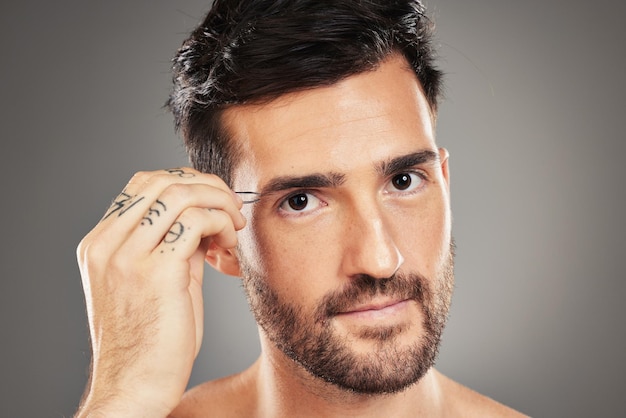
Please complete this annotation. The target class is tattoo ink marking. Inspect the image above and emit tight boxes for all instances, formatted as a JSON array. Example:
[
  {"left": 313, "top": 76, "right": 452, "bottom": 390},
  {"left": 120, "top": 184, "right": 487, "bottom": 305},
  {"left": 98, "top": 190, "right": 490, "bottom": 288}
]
[
  {"left": 166, "top": 168, "right": 195, "bottom": 178},
  {"left": 164, "top": 222, "right": 184, "bottom": 244},
  {"left": 104, "top": 192, "right": 145, "bottom": 220},
  {"left": 141, "top": 200, "right": 167, "bottom": 226}
]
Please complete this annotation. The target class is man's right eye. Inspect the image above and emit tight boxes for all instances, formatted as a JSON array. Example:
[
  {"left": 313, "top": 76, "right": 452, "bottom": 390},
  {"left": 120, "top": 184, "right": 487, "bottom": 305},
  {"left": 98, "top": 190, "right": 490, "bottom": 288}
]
[{"left": 279, "top": 192, "right": 322, "bottom": 213}]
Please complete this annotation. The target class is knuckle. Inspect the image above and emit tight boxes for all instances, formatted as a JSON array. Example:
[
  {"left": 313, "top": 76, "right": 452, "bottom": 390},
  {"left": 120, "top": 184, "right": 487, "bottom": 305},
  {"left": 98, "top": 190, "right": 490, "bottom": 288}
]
[
  {"left": 107, "top": 247, "right": 141, "bottom": 279},
  {"left": 206, "top": 207, "right": 229, "bottom": 225},
  {"left": 182, "top": 206, "right": 204, "bottom": 222},
  {"left": 128, "top": 170, "right": 151, "bottom": 185},
  {"left": 147, "top": 172, "right": 174, "bottom": 187},
  {"left": 163, "top": 183, "right": 192, "bottom": 203},
  {"left": 107, "top": 251, "right": 127, "bottom": 273},
  {"left": 76, "top": 237, "right": 89, "bottom": 262},
  {"left": 77, "top": 234, "right": 106, "bottom": 265},
  {"left": 178, "top": 207, "right": 216, "bottom": 233}
]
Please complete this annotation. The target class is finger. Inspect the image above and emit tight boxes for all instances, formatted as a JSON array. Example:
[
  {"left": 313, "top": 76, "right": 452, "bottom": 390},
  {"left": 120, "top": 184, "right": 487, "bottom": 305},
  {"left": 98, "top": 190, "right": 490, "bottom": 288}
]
[
  {"left": 123, "top": 183, "right": 245, "bottom": 253},
  {"left": 122, "top": 168, "right": 230, "bottom": 196},
  {"left": 94, "top": 171, "right": 243, "bottom": 252},
  {"left": 154, "top": 207, "right": 238, "bottom": 257},
  {"left": 100, "top": 168, "right": 239, "bottom": 226}
]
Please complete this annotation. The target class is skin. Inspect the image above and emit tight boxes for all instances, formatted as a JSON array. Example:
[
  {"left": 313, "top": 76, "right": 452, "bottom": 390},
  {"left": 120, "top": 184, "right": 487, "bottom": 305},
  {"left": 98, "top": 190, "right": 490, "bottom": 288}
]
[
  {"left": 226, "top": 53, "right": 453, "bottom": 402},
  {"left": 76, "top": 55, "right": 526, "bottom": 417}
]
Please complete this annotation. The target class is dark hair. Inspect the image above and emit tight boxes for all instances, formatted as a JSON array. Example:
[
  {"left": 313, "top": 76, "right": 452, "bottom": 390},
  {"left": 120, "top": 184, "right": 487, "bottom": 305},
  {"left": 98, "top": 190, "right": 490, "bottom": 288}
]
[{"left": 167, "top": 0, "right": 442, "bottom": 185}]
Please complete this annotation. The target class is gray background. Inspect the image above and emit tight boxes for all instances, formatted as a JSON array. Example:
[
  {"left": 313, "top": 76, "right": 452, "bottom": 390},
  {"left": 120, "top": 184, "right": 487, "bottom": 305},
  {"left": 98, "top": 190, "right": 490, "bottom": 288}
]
[{"left": 1, "top": 1, "right": 624, "bottom": 417}]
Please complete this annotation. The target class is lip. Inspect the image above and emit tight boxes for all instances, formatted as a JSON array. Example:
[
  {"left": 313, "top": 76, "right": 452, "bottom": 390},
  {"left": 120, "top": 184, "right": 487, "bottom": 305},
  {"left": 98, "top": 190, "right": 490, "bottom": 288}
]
[{"left": 335, "top": 298, "right": 411, "bottom": 320}]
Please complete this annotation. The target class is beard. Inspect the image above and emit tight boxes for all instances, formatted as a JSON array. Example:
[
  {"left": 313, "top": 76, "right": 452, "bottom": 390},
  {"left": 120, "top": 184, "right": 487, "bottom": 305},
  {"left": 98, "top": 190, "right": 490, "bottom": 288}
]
[{"left": 239, "top": 243, "right": 455, "bottom": 395}]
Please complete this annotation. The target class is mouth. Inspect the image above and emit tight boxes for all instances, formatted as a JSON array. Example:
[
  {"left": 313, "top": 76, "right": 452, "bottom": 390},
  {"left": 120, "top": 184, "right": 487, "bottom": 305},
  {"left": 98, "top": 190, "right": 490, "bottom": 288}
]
[{"left": 335, "top": 298, "right": 412, "bottom": 321}]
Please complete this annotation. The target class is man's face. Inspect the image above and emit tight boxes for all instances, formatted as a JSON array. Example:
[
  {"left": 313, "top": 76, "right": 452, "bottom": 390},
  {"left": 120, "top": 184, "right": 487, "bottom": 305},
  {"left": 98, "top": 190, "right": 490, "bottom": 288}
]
[{"left": 224, "top": 54, "right": 453, "bottom": 394}]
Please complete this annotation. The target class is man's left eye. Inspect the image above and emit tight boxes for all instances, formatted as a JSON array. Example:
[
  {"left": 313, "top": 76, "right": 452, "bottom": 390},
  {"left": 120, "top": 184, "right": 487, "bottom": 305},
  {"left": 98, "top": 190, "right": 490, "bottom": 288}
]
[{"left": 386, "top": 172, "right": 424, "bottom": 193}]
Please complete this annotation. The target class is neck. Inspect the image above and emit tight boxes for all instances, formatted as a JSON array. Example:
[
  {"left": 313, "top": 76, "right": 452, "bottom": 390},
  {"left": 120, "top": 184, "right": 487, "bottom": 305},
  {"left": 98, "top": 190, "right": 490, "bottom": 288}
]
[{"left": 253, "top": 334, "right": 444, "bottom": 418}]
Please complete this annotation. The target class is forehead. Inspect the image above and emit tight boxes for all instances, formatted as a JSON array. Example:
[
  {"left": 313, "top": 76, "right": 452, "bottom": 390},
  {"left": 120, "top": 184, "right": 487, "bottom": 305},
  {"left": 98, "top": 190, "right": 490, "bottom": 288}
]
[{"left": 223, "top": 54, "right": 436, "bottom": 188}]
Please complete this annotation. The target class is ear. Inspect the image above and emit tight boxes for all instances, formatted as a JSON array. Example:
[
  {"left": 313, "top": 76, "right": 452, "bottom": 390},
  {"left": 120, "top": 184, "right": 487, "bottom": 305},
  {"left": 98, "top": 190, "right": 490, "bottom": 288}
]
[
  {"left": 438, "top": 147, "right": 450, "bottom": 192},
  {"left": 205, "top": 242, "right": 241, "bottom": 277}
]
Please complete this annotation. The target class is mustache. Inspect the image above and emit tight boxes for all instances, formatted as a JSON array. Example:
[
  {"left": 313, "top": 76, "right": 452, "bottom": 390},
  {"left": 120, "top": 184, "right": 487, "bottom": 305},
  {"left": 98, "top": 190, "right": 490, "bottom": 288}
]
[{"left": 315, "top": 272, "right": 428, "bottom": 320}]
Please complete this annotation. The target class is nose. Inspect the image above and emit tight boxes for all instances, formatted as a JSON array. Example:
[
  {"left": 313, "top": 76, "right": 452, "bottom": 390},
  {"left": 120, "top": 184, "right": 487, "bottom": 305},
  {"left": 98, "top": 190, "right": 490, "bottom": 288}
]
[{"left": 340, "top": 203, "right": 404, "bottom": 280}]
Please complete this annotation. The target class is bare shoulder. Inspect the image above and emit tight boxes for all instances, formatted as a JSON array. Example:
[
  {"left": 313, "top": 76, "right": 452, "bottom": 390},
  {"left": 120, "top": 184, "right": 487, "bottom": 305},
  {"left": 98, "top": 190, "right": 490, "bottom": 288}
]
[
  {"left": 435, "top": 370, "right": 529, "bottom": 417},
  {"left": 168, "top": 368, "right": 257, "bottom": 418}
]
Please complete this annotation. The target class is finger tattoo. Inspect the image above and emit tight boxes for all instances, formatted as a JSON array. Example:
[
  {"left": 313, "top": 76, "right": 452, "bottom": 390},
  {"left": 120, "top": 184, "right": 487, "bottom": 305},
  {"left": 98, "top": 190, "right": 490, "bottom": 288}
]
[
  {"left": 141, "top": 200, "right": 167, "bottom": 226},
  {"left": 104, "top": 192, "right": 145, "bottom": 220},
  {"left": 165, "top": 168, "right": 195, "bottom": 178},
  {"left": 164, "top": 221, "right": 185, "bottom": 244}
]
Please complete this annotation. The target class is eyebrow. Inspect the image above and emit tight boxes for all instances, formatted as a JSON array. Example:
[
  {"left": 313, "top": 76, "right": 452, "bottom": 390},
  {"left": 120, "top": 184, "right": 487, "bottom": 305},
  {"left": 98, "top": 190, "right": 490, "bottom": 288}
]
[
  {"left": 378, "top": 150, "right": 440, "bottom": 177},
  {"left": 259, "top": 172, "right": 346, "bottom": 196},
  {"left": 256, "top": 149, "right": 439, "bottom": 197}
]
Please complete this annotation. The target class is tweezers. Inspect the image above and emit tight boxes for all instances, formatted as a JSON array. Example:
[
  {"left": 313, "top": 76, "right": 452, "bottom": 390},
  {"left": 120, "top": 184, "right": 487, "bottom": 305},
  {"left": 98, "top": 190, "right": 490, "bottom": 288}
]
[{"left": 235, "top": 191, "right": 261, "bottom": 204}]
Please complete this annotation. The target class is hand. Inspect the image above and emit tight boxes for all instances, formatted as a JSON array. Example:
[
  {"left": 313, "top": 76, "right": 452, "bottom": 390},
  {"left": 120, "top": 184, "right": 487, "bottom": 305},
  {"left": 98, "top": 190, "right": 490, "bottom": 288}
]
[{"left": 75, "top": 168, "right": 246, "bottom": 417}]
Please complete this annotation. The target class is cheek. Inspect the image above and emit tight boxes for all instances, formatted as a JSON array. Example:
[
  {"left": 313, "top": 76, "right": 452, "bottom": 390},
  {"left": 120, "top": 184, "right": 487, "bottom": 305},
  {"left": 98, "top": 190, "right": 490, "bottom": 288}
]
[
  {"left": 390, "top": 195, "right": 451, "bottom": 271},
  {"left": 242, "top": 214, "right": 341, "bottom": 300}
]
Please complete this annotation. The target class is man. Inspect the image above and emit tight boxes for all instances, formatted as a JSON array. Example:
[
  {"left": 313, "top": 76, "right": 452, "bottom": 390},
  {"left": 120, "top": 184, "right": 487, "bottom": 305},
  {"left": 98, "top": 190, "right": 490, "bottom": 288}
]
[{"left": 76, "top": 0, "right": 526, "bottom": 416}]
